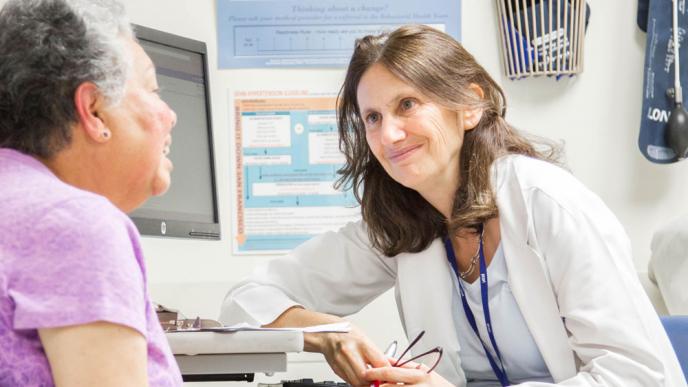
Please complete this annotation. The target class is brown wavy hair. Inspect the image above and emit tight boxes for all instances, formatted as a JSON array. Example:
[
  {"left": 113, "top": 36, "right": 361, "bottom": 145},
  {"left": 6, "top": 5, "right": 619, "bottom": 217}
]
[{"left": 336, "top": 25, "right": 561, "bottom": 257}]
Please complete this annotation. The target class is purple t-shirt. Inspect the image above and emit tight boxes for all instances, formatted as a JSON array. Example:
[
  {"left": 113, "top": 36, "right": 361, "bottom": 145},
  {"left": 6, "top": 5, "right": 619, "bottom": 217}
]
[{"left": 0, "top": 148, "right": 182, "bottom": 386}]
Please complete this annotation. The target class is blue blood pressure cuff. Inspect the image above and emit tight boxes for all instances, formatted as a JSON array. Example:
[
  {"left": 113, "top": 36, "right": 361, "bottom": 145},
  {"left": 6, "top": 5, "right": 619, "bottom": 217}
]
[{"left": 638, "top": 0, "right": 688, "bottom": 163}]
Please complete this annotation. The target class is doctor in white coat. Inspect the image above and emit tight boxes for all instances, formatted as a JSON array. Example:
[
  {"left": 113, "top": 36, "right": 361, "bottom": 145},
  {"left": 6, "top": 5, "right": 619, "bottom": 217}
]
[{"left": 221, "top": 25, "right": 686, "bottom": 387}]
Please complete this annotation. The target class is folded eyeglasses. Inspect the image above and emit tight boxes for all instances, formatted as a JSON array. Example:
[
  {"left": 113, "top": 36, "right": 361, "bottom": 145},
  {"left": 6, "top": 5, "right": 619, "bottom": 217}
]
[{"left": 385, "top": 330, "right": 443, "bottom": 373}]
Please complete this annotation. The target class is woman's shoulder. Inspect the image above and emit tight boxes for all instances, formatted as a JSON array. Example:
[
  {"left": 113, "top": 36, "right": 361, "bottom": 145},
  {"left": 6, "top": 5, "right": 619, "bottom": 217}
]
[
  {"left": 34, "top": 191, "right": 133, "bottom": 243},
  {"left": 492, "top": 154, "right": 581, "bottom": 194},
  {"left": 1, "top": 150, "right": 129, "bottom": 231},
  {"left": 493, "top": 154, "right": 621, "bottom": 233},
  {"left": 493, "top": 153, "right": 567, "bottom": 178},
  {"left": 492, "top": 154, "right": 606, "bottom": 213},
  {"left": 1, "top": 157, "right": 137, "bottom": 259}
]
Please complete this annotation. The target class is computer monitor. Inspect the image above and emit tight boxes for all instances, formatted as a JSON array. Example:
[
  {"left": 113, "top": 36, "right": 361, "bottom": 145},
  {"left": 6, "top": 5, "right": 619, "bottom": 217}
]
[{"left": 129, "top": 25, "right": 221, "bottom": 240}]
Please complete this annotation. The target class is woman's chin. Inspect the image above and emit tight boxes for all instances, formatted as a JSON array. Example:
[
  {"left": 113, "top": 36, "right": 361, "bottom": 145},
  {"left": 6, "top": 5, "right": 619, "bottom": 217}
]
[
  {"left": 152, "top": 179, "right": 171, "bottom": 196},
  {"left": 151, "top": 158, "right": 173, "bottom": 196}
]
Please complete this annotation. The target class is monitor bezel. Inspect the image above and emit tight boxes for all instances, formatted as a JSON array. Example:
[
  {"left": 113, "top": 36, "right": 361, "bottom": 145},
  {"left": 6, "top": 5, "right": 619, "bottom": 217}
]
[{"left": 130, "top": 24, "right": 221, "bottom": 240}]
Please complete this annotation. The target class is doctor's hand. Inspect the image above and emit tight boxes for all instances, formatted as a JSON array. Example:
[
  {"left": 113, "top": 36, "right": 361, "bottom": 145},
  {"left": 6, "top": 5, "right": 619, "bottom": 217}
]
[
  {"left": 306, "top": 326, "right": 390, "bottom": 387},
  {"left": 363, "top": 359, "right": 453, "bottom": 387}
]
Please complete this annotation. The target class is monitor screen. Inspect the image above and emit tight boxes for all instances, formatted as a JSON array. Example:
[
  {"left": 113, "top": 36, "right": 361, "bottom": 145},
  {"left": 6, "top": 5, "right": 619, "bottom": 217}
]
[{"left": 129, "top": 25, "right": 220, "bottom": 240}]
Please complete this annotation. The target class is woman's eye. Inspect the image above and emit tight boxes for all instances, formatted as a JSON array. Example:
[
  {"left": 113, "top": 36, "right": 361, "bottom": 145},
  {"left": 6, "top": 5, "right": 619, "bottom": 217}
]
[
  {"left": 400, "top": 98, "right": 416, "bottom": 111},
  {"left": 365, "top": 112, "right": 380, "bottom": 126}
]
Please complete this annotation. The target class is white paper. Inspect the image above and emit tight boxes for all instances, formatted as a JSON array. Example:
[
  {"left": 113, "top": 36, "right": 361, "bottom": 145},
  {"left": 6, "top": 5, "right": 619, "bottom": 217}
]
[{"left": 174, "top": 321, "right": 351, "bottom": 333}]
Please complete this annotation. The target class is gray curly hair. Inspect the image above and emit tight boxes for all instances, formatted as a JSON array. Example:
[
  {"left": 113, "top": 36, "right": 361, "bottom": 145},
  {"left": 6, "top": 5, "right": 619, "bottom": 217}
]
[{"left": 0, "top": 0, "right": 133, "bottom": 158}]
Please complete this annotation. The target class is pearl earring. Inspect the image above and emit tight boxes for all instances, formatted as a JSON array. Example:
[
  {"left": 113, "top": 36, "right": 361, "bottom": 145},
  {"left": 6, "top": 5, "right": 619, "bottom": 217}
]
[{"left": 102, "top": 129, "right": 111, "bottom": 139}]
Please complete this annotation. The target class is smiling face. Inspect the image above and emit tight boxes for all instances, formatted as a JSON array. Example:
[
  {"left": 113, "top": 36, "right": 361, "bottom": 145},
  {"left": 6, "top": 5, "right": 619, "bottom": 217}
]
[
  {"left": 357, "top": 63, "right": 466, "bottom": 197},
  {"left": 98, "top": 38, "right": 177, "bottom": 211}
]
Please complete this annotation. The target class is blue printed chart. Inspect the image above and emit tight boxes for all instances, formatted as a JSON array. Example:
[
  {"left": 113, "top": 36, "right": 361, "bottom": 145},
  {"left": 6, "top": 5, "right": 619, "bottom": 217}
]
[
  {"left": 233, "top": 92, "right": 361, "bottom": 253},
  {"left": 217, "top": 0, "right": 461, "bottom": 68}
]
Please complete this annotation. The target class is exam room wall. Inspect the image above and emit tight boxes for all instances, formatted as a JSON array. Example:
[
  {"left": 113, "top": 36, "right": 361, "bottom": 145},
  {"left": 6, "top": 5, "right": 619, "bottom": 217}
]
[{"left": 1, "top": 0, "right": 683, "bottom": 380}]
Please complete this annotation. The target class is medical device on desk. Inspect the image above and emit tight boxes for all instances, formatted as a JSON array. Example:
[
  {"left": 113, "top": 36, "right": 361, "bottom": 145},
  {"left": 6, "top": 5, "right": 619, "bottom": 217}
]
[{"left": 163, "top": 313, "right": 305, "bottom": 384}]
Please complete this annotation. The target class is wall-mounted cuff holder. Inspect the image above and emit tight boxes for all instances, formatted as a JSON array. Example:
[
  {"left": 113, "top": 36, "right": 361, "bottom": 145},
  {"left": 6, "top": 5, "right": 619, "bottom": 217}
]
[{"left": 496, "top": 0, "right": 590, "bottom": 80}]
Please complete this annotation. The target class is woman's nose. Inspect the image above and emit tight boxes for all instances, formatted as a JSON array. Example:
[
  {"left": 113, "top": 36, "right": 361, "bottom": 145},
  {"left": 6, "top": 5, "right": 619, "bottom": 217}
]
[{"left": 380, "top": 116, "right": 406, "bottom": 145}]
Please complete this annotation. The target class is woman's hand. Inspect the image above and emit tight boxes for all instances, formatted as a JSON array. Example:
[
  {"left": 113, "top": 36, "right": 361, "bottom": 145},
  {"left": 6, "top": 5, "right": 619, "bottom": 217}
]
[
  {"left": 265, "top": 306, "right": 390, "bottom": 386},
  {"left": 363, "top": 359, "right": 453, "bottom": 387},
  {"left": 306, "top": 326, "right": 390, "bottom": 387}
]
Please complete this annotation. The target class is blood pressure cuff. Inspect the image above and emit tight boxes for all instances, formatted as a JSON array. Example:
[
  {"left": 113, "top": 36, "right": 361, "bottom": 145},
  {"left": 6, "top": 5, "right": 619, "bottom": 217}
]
[{"left": 638, "top": 0, "right": 688, "bottom": 163}]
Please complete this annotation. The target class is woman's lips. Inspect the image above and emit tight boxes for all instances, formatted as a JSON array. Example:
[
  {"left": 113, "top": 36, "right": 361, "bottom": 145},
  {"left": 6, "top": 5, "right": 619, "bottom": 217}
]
[
  {"left": 386, "top": 144, "right": 422, "bottom": 162},
  {"left": 163, "top": 137, "right": 172, "bottom": 156}
]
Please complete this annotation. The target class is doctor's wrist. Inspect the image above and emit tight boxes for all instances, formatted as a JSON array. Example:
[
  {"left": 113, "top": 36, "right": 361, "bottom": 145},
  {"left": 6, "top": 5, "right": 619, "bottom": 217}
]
[
  {"left": 303, "top": 331, "right": 352, "bottom": 353},
  {"left": 304, "top": 331, "right": 330, "bottom": 353}
]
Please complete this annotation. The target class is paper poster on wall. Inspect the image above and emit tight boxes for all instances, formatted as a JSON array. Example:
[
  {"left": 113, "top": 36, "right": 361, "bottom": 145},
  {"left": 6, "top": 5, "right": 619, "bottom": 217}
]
[
  {"left": 216, "top": 0, "right": 461, "bottom": 68},
  {"left": 232, "top": 90, "right": 361, "bottom": 254}
]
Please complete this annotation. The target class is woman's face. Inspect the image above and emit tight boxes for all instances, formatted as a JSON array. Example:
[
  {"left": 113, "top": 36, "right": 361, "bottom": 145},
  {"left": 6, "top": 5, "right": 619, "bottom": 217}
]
[
  {"left": 98, "top": 38, "right": 176, "bottom": 212},
  {"left": 357, "top": 63, "right": 466, "bottom": 194}
]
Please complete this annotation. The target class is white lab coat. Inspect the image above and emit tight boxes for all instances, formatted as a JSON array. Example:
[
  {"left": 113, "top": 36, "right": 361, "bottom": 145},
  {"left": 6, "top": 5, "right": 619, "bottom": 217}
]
[{"left": 221, "top": 155, "right": 686, "bottom": 387}]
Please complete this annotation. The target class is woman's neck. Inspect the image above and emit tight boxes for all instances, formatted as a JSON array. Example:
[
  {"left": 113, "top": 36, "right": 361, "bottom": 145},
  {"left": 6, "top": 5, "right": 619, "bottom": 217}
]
[
  {"left": 451, "top": 217, "right": 501, "bottom": 284},
  {"left": 417, "top": 174, "right": 460, "bottom": 219}
]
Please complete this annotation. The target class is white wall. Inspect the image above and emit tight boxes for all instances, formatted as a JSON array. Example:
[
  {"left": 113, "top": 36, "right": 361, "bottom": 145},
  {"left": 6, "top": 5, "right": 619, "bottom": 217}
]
[{"left": 3, "top": 0, "right": 686, "bottom": 384}]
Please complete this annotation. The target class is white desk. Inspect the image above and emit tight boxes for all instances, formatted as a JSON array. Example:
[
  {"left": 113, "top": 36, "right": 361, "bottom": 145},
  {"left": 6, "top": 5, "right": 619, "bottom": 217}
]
[{"left": 166, "top": 330, "right": 303, "bottom": 382}]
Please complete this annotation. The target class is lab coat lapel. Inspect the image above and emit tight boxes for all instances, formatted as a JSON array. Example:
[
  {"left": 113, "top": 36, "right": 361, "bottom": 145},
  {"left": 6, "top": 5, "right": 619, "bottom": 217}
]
[
  {"left": 502, "top": 236, "right": 577, "bottom": 381},
  {"left": 495, "top": 160, "right": 577, "bottom": 382},
  {"left": 395, "top": 239, "right": 466, "bottom": 386}
]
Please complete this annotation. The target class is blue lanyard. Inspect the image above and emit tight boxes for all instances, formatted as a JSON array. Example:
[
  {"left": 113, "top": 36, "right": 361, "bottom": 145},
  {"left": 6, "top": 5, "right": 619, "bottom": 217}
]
[{"left": 444, "top": 230, "right": 511, "bottom": 387}]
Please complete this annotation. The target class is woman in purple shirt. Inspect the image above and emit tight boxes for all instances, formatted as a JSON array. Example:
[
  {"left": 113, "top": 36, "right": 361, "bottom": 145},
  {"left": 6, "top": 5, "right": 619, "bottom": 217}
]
[{"left": 0, "top": 0, "right": 182, "bottom": 385}]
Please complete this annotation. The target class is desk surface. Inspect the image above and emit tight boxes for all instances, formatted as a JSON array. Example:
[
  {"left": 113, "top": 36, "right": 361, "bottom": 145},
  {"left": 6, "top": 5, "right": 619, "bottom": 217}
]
[
  {"left": 167, "top": 330, "right": 304, "bottom": 355},
  {"left": 166, "top": 330, "right": 304, "bottom": 379}
]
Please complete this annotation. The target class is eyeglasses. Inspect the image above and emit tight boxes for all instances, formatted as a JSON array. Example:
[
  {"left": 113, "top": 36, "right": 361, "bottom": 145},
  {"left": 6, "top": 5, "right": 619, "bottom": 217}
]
[{"left": 386, "top": 330, "right": 443, "bottom": 373}]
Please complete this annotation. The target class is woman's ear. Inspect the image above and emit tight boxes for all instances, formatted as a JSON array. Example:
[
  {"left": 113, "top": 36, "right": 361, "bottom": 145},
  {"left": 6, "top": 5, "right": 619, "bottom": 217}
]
[
  {"left": 462, "top": 83, "right": 485, "bottom": 131},
  {"left": 73, "top": 82, "right": 110, "bottom": 143}
]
